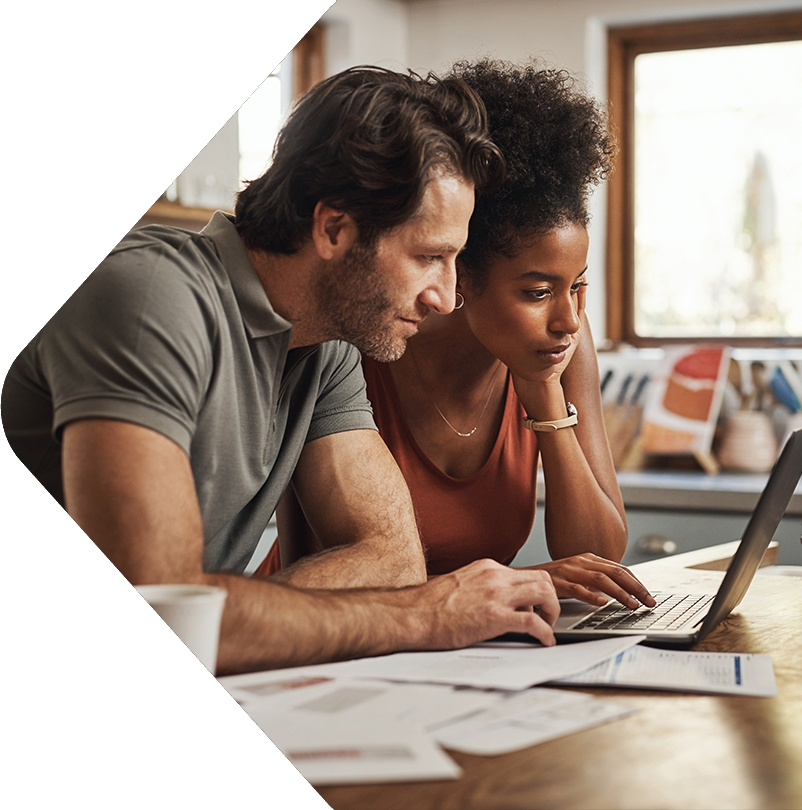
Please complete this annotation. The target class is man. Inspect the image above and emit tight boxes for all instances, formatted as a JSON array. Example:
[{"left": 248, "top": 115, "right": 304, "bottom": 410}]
[{"left": 2, "top": 67, "right": 559, "bottom": 675}]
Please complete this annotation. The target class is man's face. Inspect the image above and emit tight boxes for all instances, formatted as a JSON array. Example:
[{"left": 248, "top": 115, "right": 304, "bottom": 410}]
[{"left": 314, "top": 173, "right": 475, "bottom": 362}]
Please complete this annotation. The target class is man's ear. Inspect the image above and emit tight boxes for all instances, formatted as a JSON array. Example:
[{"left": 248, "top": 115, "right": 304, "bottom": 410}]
[{"left": 311, "top": 201, "right": 359, "bottom": 260}]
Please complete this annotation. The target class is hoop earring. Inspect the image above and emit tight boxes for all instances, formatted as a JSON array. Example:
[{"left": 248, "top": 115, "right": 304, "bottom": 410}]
[{"left": 454, "top": 292, "right": 465, "bottom": 310}]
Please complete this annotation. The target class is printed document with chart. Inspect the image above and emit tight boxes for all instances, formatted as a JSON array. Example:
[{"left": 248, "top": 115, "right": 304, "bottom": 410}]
[{"left": 552, "top": 646, "right": 776, "bottom": 696}]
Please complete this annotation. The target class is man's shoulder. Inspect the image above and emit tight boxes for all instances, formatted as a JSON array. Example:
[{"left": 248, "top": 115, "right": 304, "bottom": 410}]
[
  {"left": 94, "top": 222, "right": 226, "bottom": 303},
  {"left": 111, "top": 223, "right": 213, "bottom": 266}
]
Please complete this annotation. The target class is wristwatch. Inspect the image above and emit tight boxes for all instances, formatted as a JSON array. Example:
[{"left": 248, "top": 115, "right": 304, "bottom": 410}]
[{"left": 523, "top": 402, "right": 578, "bottom": 432}]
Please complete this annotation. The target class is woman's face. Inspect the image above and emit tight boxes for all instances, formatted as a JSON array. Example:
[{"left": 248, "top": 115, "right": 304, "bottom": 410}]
[{"left": 459, "top": 222, "right": 589, "bottom": 379}]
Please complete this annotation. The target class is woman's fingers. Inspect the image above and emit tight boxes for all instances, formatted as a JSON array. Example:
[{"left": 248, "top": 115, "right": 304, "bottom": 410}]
[{"left": 534, "top": 555, "right": 656, "bottom": 609}]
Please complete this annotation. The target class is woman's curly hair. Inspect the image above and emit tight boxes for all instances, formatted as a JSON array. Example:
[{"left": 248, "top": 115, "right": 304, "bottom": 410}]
[{"left": 451, "top": 59, "right": 617, "bottom": 289}]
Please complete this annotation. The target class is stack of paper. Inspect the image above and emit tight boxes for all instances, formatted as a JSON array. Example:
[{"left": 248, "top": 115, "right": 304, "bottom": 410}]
[
  {"left": 218, "top": 637, "right": 776, "bottom": 785},
  {"left": 219, "top": 636, "right": 642, "bottom": 784}
]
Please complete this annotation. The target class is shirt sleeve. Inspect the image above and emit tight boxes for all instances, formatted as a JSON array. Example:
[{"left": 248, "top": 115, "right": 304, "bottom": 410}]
[
  {"left": 305, "top": 341, "right": 377, "bottom": 443},
  {"left": 40, "top": 237, "right": 216, "bottom": 454}
]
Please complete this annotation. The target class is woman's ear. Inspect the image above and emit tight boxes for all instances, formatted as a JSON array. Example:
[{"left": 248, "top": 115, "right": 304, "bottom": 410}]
[
  {"left": 456, "top": 259, "right": 466, "bottom": 294},
  {"left": 311, "top": 201, "right": 359, "bottom": 260},
  {"left": 456, "top": 262, "right": 476, "bottom": 304}
]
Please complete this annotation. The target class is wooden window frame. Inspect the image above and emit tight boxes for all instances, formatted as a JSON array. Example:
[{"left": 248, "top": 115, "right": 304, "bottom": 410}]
[
  {"left": 293, "top": 23, "right": 326, "bottom": 99},
  {"left": 606, "top": 9, "right": 802, "bottom": 347}
]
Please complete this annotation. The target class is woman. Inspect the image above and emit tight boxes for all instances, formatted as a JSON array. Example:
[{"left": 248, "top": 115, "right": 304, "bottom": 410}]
[{"left": 261, "top": 59, "right": 653, "bottom": 610}]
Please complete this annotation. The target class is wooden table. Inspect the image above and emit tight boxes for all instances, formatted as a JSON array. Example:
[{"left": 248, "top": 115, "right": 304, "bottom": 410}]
[{"left": 317, "top": 544, "right": 802, "bottom": 810}]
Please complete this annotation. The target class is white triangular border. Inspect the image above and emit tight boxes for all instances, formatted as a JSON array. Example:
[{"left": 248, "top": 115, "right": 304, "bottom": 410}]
[{"left": 2, "top": 2, "right": 333, "bottom": 807}]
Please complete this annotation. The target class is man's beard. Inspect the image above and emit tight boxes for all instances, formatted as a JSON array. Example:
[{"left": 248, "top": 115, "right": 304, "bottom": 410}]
[{"left": 313, "top": 239, "right": 411, "bottom": 362}]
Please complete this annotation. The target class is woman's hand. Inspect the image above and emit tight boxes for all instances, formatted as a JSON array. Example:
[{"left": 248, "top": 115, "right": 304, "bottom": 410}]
[
  {"left": 507, "top": 295, "right": 583, "bottom": 420},
  {"left": 527, "top": 554, "right": 656, "bottom": 609},
  {"left": 509, "top": 318, "right": 582, "bottom": 392}
]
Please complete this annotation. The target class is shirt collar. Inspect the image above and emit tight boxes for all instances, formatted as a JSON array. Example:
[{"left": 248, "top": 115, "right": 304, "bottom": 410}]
[{"left": 201, "top": 211, "right": 293, "bottom": 339}]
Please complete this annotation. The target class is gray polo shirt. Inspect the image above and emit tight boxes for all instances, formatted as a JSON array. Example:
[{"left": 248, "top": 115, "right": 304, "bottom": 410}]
[{"left": 2, "top": 212, "right": 376, "bottom": 572}]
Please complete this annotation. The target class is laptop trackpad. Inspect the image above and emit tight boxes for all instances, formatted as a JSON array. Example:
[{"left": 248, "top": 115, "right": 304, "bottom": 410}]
[{"left": 554, "top": 598, "right": 605, "bottom": 631}]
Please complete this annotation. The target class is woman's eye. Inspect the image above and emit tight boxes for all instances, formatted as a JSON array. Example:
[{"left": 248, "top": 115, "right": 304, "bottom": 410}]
[
  {"left": 571, "top": 280, "right": 589, "bottom": 294},
  {"left": 525, "top": 288, "right": 552, "bottom": 300}
]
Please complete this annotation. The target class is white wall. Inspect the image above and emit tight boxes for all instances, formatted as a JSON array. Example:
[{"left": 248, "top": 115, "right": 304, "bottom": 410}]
[
  {"left": 322, "top": 0, "right": 409, "bottom": 73},
  {"left": 176, "top": 114, "right": 240, "bottom": 210}
]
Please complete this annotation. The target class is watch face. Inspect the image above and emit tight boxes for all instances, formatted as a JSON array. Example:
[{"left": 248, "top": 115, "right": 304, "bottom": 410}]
[{"left": 566, "top": 402, "right": 577, "bottom": 417}]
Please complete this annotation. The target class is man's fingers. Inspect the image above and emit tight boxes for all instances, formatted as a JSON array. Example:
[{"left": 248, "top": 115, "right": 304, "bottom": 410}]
[
  {"left": 512, "top": 572, "right": 560, "bottom": 626},
  {"left": 507, "top": 611, "right": 557, "bottom": 647}
]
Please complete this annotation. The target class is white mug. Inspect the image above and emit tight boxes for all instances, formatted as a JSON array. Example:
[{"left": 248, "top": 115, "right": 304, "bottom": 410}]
[{"left": 136, "top": 584, "right": 227, "bottom": 674}]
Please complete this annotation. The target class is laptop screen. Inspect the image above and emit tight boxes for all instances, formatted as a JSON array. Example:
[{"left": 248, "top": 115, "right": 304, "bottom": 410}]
[{"left": 697, "top": 427, "right": 802, "bottom": 641}]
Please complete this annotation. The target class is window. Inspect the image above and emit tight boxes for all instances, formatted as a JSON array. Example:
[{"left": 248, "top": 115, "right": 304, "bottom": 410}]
[
  {"left": 142, "top": 25, "right": 326, "bottom": 229},
  {"left": 606, "top": 11, "right": 802, "bottom": 346},
  {"left": 237, "top": 67, "right": 284, "bottom": 187},
  {"left": 239, "top": 24, "right": 326, "bottom": 188}
]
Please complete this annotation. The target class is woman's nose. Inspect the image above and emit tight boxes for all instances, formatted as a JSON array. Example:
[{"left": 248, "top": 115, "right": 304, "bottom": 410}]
[{"left": 550, "top": 294, "right": 581, "bottom": 335}]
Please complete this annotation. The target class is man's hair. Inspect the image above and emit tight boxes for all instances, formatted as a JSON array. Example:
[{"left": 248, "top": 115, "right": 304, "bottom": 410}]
[
  {"left": 451, "top": 59, "right": 617, "bottom": 289},
  {"left": 235, "top": 66, "right": 505, "bottom": 254}
]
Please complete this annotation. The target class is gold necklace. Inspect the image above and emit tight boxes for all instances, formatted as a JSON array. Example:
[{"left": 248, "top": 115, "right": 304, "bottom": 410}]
[{"left": 410, "top": 349, "right": 502, "bottom": 438}]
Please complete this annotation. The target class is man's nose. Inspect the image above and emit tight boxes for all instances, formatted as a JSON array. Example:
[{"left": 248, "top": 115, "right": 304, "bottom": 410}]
[{"left": 419, "top": 259, "right": 458, "bottom": 314}]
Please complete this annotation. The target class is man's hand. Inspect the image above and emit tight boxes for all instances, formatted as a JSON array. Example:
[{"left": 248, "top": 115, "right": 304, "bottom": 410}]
[
  {"left": 62, "top": 421, "right": 559, "bottom": 672},
  {"left": 408, "top": 559, "right": 560, "bottom": 648},
  {"left": 528, "top": 554, "right": 656, "bottom": 610}
]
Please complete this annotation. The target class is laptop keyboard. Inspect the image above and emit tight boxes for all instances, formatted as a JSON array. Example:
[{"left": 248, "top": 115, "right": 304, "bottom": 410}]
[{"left": 574, "top": 593, "right": 715, "bottom": 631}]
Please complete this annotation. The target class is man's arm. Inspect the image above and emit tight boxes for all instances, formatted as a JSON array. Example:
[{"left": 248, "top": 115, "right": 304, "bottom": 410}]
[
  {"left": 274, "top": 429, "right": 427, "bottom": 588},
  {"left": 63, "top": 419, "right": 559, "bottom": 675}
]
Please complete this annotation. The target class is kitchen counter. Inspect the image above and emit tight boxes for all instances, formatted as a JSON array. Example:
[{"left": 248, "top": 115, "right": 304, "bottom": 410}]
[
  {"left": 536, "top": 468, "right": 802, "bottom": 514},
  {"left": 525, "top": 467, "right": 802, "bottom": 568},
  {"left": 615, "top": 469, "right": 802, "bottom": 514}
]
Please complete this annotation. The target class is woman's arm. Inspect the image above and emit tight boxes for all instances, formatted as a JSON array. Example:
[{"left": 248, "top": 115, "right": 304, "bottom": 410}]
[
  {"left": 512, "top": 316, "right": 627, "bottom": 562},
  {"left": 541, "top": 317, "right": 627, "bottom": 560},
  {"left": 513, "top": 319, "right": 654, "bottom": 608}
]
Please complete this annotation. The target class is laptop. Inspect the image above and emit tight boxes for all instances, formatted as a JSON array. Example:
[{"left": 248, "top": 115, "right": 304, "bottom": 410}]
[{"left": 551, "top": 425, "right": 802, "bottom": 649}]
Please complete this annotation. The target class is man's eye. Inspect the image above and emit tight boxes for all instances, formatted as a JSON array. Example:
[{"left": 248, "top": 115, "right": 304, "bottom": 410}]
[{"left": 424, "top": 255, "right": 444, "bottom": 263}]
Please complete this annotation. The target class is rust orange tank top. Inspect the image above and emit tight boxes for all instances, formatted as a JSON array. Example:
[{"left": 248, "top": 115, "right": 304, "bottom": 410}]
[{"left": 363, "top": 356, "right": 540, "bottom": 575}]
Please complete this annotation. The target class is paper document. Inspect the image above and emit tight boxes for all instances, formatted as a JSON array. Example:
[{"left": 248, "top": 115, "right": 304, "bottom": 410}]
[
  {"left": 220, "top": 666, "right": 640, "bottom": 782},
  {"left": 254, "top": 716, "right": 461, "bottom": 785},
  {"left": 222, "top": 675, "right": 464, "bottom": 784},
  {"left": 254, "top": 635, "right": 645, "bottom": 691},
  {"left": 552, "top": 646, "right": 777, "bottom": 697},
  {"left": 222, "top": 671, "right": 501, "bottom": 728},
  {"left": 431, "top": 687, "right": 637, "bottom": 756}
]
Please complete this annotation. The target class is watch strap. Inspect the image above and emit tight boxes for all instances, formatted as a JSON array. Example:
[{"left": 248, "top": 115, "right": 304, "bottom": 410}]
[{"left": 523, "top": 402, "right": 578, "bottom": 432}]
